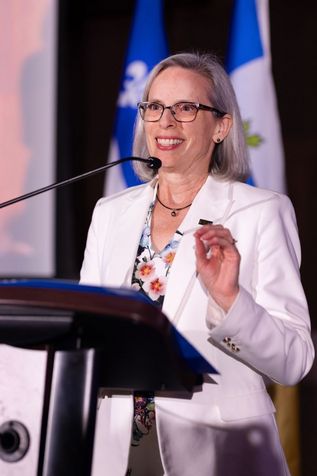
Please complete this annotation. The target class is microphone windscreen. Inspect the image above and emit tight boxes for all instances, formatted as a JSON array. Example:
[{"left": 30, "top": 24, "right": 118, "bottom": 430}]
[{"left": 147, "top": 157, "right": 162, "bottom": 170}]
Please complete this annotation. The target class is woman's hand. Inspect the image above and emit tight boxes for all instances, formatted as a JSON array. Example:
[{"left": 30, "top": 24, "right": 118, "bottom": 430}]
[{"left": 194, "top": 224, "right": 240, "bottom": 312}]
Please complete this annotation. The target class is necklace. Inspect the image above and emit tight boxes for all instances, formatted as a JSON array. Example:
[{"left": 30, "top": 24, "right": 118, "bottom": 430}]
[{"left": 156, "top": 193, "right": 192, "bottom": 217}]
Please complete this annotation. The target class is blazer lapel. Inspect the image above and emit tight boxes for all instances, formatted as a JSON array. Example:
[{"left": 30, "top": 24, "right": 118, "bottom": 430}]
[
  {"left": 103, "top": 182, "right": 156, "bottom": 287},
  {"left": 162, "top": 176, "right": 234, "bottom": 322}
]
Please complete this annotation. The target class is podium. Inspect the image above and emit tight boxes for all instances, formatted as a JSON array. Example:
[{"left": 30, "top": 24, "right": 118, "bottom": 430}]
[{"left": 0, "top": 280, "right": 216, "bottom": 476}]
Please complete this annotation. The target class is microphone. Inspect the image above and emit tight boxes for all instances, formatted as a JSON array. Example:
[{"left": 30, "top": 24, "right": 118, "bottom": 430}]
[{"left": 0, "top": 156, "right": 161, "bottom": 210}]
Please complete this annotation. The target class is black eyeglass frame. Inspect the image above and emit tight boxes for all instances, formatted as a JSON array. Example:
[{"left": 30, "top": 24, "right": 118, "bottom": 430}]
[{"left": 137, "top": 101, "right": 227, "bottom": 123}]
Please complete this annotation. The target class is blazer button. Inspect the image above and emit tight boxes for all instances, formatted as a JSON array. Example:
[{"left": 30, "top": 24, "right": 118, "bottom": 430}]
[
  {"left": 223, "top": 337, "right": 231, "bottom": 344},
  {"left": 231, "top": 343, "right": 240, "bottom": 353}
]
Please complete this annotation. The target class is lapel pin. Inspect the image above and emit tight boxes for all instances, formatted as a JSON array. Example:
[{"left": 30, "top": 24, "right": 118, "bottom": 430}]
[{"left": 198, "top": 219, "right": 213, "bottom": 226}]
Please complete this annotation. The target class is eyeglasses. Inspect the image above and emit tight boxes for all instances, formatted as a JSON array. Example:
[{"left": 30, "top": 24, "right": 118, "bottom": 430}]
[{"left": 137, "top": 101, "right": 226, "bottom": 123}]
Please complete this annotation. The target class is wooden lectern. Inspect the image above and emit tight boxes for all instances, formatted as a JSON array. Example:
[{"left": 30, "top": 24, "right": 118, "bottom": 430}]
[{"left": 0, "top": 280, "right": 216, "bottom": 476}]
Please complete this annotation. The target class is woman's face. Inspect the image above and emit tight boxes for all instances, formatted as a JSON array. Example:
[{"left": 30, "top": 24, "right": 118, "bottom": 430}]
[{"left": 144, "top": 66, "right": 230, "bottom": 177}]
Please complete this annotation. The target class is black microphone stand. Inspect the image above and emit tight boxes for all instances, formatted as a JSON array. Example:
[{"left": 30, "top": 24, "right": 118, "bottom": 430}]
[{"left": 0, "top": 156, "right": 161, "bottom": 209}]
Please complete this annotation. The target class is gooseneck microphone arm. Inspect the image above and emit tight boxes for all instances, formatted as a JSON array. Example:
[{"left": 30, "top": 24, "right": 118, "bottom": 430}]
[{"left": 0, "top": 156, "right": 161, "bottom": 209}]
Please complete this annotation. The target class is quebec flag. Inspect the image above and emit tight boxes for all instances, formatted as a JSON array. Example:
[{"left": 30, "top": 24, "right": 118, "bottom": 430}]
[
  {"left": 226, "top": 0, "right": 286, "bottom": 193},
  {"left": 105, "top": 0, "right": 168, "bottom": 195}
]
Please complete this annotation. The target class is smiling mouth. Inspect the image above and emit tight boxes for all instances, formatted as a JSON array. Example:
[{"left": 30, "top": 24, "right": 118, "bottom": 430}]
[{"left": 156, "top": 138, "right": 183, "bottom": 146}]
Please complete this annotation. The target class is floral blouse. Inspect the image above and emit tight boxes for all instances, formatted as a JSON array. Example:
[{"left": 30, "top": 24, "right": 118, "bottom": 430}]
[
  {"left": 131, "top": 201, "right": 183, "bottom": 308},
  {"left": 129, "top": 201, "right": 183, "bottom": 451}
]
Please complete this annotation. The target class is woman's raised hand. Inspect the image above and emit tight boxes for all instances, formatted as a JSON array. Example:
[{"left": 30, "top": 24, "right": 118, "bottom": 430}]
[{"left": 194, "top": 224, "right": 240, "bottom": 312}]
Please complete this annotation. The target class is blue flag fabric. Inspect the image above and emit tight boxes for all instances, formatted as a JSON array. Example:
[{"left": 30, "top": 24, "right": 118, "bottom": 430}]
[
  {"left": 226, "top": 0, "right": 263, "bottom": 73},
  {"left": 105, "top": 0, "right": 168, "bottom": 194},
  {"left": 226, "top": 0, "right": 286, "bottom": 193}
]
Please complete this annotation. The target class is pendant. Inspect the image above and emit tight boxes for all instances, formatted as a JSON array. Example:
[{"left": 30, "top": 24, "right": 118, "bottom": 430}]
[{"left": 171, "top": 210, "right": 177, "bottom": 217}]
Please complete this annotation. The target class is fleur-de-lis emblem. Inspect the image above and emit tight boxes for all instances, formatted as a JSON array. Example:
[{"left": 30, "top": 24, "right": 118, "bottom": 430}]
[{"left": 118, "top": 60, "right": 148, "bottom": 109}]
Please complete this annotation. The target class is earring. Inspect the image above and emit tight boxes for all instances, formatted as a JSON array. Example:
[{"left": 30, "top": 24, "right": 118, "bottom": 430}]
[{"left": 216, "top": 137, "right": 221, "bottom": 143}]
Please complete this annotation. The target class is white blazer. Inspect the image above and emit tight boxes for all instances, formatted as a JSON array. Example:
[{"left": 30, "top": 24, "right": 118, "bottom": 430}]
[{"left": 80, "top": 175, "right": 314, "bottom": 475}]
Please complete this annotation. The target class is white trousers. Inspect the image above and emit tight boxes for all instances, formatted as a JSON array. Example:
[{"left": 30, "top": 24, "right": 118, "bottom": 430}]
[
  {"left": 92, "top": 397, "right": 290, "bottom": 476},
  {"left": 156, "top": 409, "right": 290, "bottom": 476}
]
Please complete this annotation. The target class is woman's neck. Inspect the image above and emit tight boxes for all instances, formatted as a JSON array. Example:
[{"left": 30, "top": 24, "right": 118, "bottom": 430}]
[{"left": 157, "top": 172, "right": 208, "bottom": 207}]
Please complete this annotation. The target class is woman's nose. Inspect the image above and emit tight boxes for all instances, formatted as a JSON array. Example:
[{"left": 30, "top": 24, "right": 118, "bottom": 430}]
[{"left": 159, "top": 107, "right": 176, "bottom": 127}]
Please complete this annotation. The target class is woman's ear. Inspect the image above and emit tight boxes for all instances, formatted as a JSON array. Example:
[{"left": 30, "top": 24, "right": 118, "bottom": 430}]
[{"left": 212, "top": 114, "right": 232, "bottom": 143}]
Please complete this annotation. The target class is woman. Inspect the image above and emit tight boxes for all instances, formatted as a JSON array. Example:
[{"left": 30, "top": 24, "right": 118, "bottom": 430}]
[{"left": 80, "top": 52, "right": 314, "bottom": 476}]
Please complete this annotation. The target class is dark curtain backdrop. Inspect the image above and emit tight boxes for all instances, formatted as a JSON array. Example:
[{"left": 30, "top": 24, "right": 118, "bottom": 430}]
[{"left": 56, "top": 1, "right": 317, "bottom": 473}]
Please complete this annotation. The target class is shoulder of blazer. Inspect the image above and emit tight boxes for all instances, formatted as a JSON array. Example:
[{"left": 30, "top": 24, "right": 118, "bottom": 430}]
[
  {"left": 201, "top": 174, "right": 284, "bottom": 206},
  {"left": 228, "top": 180, "right": 294, "bottom": 217},
  {"left": 232, "top": 180, "right": 281, "bottom": 203}
]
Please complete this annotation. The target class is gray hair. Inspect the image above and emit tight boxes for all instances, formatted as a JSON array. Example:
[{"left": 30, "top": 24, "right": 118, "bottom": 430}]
[{"left": 132, "top": 52, "right": 249, "bottom": 182}]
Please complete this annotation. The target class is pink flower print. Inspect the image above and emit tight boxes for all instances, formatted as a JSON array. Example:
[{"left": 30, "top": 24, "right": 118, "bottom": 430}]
[
  {"left": 135, "top": 260, "right": 155, "bottom": 282},
  {"left": 162, "top": 249, "right": 176, "bottom": 266},
  {"left": 143, "top": 276, "right": 167, "bottom": 301}
]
